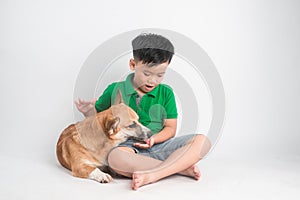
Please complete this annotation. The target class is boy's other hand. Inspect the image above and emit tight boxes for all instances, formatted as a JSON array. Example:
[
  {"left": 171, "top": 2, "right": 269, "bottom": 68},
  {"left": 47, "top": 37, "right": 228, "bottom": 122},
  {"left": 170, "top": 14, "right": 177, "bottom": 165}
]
[
  {"left": 74, "top": 98, "right": 96, "bottom": 117},
  {"left": 133, "top": 137, "right": 155, "bottom": 149}
]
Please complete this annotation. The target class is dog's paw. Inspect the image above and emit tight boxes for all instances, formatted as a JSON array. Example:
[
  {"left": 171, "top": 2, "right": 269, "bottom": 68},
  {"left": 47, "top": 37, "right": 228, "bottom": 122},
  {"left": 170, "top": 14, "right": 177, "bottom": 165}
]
[{"left": 89, "top": 168, "right": 113, "bottom": 183}]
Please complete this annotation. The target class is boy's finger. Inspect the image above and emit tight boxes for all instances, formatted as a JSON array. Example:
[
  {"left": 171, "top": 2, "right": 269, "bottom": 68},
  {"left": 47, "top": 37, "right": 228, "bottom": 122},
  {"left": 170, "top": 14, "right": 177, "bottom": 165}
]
[{"left": 133, "top": 143, "right": 150, "bottom": 149}]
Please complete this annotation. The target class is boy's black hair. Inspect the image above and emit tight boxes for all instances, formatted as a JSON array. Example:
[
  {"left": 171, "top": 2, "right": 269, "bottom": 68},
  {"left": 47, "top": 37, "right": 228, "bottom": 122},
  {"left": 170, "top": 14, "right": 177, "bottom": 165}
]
[{"left": 132, "top": 33, "right": 174, "bottom": 66}]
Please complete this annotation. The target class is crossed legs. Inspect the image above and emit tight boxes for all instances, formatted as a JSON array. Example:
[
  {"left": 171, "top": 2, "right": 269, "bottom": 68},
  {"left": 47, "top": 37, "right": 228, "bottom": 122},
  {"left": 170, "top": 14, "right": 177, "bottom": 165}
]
[{"left": 107, "top": 134, "right": 211, "bottom": 190}]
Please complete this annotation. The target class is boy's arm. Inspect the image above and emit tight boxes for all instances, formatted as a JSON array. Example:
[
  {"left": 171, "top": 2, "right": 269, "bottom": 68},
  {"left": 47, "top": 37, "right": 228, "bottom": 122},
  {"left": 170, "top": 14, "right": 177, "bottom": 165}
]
[
  {"left": 152, "top": 119, "right": 177, "bottom": 143},
  {"left": 133, "top": 118, "right": 177, "bottom": 149}
]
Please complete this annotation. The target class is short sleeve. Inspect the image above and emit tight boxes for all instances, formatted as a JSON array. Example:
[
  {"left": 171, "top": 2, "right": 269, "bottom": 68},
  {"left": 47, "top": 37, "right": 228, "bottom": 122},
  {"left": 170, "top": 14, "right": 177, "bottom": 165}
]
[
  {"left": 163, "top": 86, "right": 178, "bottom": 119},
  {"left": 95, "top": 83, "right": 116, "bottom": 112}
]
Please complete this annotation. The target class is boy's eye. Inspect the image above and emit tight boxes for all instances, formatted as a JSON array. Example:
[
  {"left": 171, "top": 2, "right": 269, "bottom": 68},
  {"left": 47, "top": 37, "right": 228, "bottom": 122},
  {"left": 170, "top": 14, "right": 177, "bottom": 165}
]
[{"left": 143, "top": 72, "right": 150, "bottom": 76}]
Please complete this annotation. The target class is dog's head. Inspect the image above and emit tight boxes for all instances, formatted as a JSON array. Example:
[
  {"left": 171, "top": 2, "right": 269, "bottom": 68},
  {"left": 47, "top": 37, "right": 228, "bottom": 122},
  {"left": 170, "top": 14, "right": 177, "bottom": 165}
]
[{"left": 102, "top": 90, "right": 152, "bottom": 142}]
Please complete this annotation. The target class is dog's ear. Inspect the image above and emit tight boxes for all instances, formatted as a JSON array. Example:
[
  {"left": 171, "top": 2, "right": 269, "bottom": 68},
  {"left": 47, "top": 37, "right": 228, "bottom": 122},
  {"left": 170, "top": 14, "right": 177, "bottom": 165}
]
[
  {"left": 107, "top": 117, "right": 120, "bottom": 135},
  {"left": 114, "top": 89, "right": 124, "bottom": 105}
]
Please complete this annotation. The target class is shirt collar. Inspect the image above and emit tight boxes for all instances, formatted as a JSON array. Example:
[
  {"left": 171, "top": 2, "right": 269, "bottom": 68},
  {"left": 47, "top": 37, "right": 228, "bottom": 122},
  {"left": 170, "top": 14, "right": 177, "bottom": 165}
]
[{"left": 124, "top": 73, "right": 158, "bottom": 98}]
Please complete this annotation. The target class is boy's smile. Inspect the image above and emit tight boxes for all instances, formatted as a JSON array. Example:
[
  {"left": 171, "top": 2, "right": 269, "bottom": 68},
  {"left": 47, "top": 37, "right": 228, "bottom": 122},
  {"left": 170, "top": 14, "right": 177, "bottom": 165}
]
[{"left": 129, "top": 59, "right": 169, "bottom": 95}]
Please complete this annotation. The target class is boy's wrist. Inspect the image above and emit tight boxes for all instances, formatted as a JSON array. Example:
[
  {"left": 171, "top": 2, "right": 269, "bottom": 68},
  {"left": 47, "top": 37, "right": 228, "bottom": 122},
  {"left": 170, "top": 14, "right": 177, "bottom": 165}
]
[
  {"left": 151, "top": 136, "right": 156, "bottom": 145},
  {"left": 84, "top": 108, "right": 96, "bottom": 117}
]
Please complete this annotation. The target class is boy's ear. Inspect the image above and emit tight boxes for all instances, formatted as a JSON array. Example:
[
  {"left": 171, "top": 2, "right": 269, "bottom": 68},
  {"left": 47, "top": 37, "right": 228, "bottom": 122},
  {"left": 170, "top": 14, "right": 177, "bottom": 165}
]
[
  {"left": 129, "top": 59, "right": 135, "bottom": 70},
  {"left": 114, "top": 89, "right": 124, "bottom": 105}
]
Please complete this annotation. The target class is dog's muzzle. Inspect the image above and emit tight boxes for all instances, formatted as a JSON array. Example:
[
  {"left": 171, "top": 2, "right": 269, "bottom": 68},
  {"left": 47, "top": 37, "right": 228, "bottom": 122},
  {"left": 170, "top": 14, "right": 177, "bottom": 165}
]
[
  {"left": 130, "top": 127, "right": 152, "bottom": 141},
  {"left": 146, "top": 130, "right": 152, "bottom": 138}
]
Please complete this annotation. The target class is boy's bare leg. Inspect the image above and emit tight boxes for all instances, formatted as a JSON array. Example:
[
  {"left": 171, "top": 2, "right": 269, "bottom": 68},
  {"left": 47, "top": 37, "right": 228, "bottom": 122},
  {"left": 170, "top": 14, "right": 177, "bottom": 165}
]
[
  {"left": 108, "top": 147, "right": 200, "bottom": 179},
  {"left": 107, "top": 134, "right": 211, "bottom": 190},
  {"left": 131, "top": 134, "right": 211, "bottom": 190},
  {"left": 108, "top": 147, "right": 161, "bottom": 178}
]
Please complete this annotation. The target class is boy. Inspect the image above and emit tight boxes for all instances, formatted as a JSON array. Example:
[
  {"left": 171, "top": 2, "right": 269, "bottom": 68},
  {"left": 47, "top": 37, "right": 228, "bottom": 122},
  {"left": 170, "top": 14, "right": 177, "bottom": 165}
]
[{"left": 75, "top": 33, "right": 211, "bottom": 190}]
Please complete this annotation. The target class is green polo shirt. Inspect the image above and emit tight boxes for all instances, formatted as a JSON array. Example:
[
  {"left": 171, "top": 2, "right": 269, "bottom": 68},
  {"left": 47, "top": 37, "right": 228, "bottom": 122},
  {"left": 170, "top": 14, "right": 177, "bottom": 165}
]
[{"left": 95, "top": 73, "right": 177, "bottom": 134}]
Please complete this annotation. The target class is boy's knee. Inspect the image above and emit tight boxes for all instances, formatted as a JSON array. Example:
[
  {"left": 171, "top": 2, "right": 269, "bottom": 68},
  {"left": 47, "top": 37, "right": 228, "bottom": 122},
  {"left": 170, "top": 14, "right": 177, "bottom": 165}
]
[
  {"left": 196, "top": 134, "right": 211, "bottom": 144},
  {"left": 107, "top": 147, "right": 135, "bottom": 178},
  {"left": 117, "top": 146, "right": 136, "bottom": 153},
  {"left": 194, "top": 134, "right": 212, "bottom": 157},
  {"left": 107, "top": 147, "right": 135, "bottom": 166}
]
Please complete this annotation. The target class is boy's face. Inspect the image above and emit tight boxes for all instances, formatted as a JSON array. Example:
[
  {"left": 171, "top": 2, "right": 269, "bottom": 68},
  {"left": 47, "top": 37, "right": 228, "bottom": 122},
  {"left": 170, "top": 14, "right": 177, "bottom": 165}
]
[{"left": 129, "top": 59, "right": 169, "bottom": 94}]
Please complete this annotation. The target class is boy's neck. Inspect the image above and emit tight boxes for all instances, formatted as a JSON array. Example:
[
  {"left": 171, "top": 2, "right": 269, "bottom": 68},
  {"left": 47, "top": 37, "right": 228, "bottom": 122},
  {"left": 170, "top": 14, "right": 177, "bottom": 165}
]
[{"left": 135, "top": 88, "right": 146, "bottom": 97}]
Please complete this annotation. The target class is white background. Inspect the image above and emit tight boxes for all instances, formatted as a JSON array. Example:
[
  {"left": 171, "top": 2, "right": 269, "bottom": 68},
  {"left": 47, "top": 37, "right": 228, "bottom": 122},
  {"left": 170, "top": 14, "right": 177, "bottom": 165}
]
[{"left": 1, "top": 0, "right": 299, "bottom": 199}]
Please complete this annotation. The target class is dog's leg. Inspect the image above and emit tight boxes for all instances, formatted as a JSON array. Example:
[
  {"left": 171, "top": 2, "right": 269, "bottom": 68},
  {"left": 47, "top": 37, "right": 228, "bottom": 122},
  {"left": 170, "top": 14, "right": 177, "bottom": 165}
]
[
  {"left": 71, "top": 161, "right": 113, "bottom": 183},
  {"left": 88, "top": 168, "right": 113, "bottom": 183}
]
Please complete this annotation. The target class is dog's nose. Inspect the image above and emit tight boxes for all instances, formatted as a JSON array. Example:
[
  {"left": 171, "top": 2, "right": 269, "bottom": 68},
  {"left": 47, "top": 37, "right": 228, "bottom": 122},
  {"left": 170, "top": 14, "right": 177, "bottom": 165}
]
[{"left": 146, "top": 131, "right": 152, "bottom": 138}]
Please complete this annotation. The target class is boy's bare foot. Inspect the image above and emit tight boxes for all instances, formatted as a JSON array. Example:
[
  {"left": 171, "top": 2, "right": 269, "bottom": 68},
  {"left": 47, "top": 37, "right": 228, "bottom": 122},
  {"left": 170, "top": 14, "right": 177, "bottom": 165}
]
[
  {"left": 179, "top": 165, "right": 201, "bottom": 180},
  {"left": 131, "top": 172, "right": 157, "bottom": 190},
  {"left": 131, "top": 165, "right": 201, "bottom": 190}
]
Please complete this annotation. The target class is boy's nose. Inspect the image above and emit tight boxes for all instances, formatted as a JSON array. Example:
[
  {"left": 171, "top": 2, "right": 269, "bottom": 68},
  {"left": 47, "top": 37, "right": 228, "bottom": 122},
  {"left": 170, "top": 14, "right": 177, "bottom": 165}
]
[{"left": 148, "top": 76, "right": 157, "bottom": 84}]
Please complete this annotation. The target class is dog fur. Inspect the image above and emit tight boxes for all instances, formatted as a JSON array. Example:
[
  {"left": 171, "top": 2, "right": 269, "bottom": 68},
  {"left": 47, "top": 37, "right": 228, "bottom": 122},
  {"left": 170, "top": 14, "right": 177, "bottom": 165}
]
[{"left": 56, "top": 91, "right": 151, "bottom": 183}]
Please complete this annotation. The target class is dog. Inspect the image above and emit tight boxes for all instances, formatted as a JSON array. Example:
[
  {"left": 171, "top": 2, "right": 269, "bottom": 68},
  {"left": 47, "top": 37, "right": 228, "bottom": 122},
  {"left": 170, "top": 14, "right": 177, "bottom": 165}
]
[{"left": 56, "top": 91, "right": 152, "bottom": 183}]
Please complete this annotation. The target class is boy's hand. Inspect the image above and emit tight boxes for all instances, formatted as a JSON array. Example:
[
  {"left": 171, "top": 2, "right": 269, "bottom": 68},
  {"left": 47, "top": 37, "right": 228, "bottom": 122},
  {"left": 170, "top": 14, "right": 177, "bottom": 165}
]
[
  {"left": 133, "top": 137, "right": 155, "bottom": 149},
  {"left": 74, "top": 98, "right": 96, "bottom": 117}
]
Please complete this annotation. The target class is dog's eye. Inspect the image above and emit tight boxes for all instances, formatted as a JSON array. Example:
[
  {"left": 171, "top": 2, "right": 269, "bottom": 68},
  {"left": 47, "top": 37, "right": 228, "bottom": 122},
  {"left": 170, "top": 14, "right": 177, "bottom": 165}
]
[{"left": 127, "top": 122, "right": 137, "bottom": 128}]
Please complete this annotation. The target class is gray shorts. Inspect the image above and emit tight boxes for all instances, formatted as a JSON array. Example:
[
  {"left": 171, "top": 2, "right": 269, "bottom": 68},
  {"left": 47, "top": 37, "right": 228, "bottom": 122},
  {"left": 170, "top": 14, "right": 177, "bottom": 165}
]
[{"left": 117, "top": 134, "right": 197, "bottom": 161}]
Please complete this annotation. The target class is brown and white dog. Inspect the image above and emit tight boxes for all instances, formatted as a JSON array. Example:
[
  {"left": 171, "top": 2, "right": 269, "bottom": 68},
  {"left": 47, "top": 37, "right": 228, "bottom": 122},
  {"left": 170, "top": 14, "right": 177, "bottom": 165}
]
[{"left": 56, "top": 91, "right": 152, "bottom": 183}]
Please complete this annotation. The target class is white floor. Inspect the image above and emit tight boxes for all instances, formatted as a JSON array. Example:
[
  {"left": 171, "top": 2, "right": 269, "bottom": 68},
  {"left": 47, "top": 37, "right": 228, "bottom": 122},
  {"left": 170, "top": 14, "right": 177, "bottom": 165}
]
[{"left": 1, "top": 151, "right": 299, "bottom": 200}]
